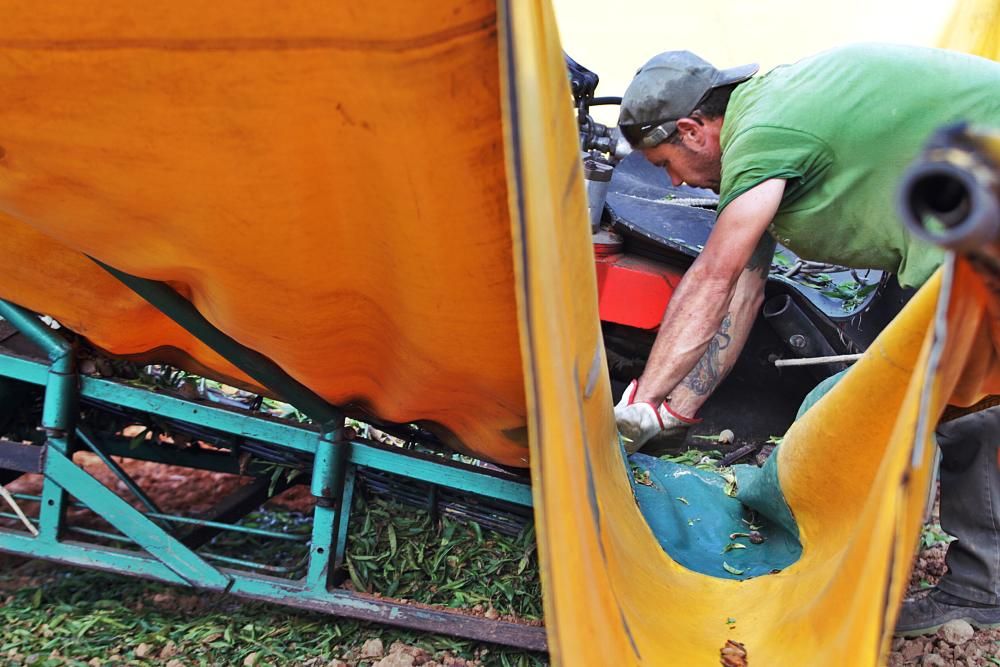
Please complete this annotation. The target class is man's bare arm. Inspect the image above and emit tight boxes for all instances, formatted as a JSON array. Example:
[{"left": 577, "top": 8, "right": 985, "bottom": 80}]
[
  {"left": 632, "top": 179, "right": 785, "bottom": 407},
  {"left": 667, "top": 233, "right": 775, "bottom": 417}
]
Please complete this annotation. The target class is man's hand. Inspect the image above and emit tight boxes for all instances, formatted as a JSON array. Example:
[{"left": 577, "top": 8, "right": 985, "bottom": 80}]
[{"left": 614, "top": 380, "right": 699, "bottom": 453}]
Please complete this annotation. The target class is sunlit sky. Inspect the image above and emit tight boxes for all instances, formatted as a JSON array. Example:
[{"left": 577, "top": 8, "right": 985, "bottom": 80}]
[{"left": 551, "top": 0, "right": 958, "bottom": 123}]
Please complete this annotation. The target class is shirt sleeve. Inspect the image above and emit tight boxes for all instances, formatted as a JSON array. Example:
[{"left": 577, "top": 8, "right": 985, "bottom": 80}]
[{"left": 717, "top": 125, "right": 834, "bottom": 214}]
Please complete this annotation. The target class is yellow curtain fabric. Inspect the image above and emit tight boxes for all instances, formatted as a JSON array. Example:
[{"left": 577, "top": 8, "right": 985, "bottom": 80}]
[
  {"left": 502, "top": 0, "right": 1000, "bottom": 664},
  {"left": 939, "top": 0, "right": 1000, "bottom": 60}
]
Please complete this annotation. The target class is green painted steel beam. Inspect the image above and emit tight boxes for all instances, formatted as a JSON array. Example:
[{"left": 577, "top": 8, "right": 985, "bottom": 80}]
[
  {"left": 0, "top": 353, "right": 320, "bottom": 452},
  {"left": 76, "top": 427, "right": 162, "bottom": 515},
  {"left": 37, "top": 434, "right": 70, "bottom": 543},
  {"left": 0, "top": 303, "right": 68, "bottom": 363},
  {"left": 0, "top": 302, "right": 76, "bottom": 435},
  {"left": 0, "top": 302, "right": 81, "bottom": 545},
  {"left": 45, "top": 448, "right": 231, "bottom": 590},
  {"left": 306, "top": 505, "right": 337, "bottom": 590},
  {"left": 350, "top": 445, "right": 532, "bottom": 507},
  {"left": 0, "top": 353, "right": 533, "bottom": 506},
  {"left": 0, "top": 532, "right": 190, "bottom": 586},
  {"left": 228, "top": 575, "right": 548, "bottom": 652},
  {"left": 0, "top": 527, "right": 547, "bottom": 651},
  {"left": 0, "top": 352, "right": 46, "bottom": 384},
  {"left": 333, "top": 465, "right": 357, "bottom": 573},
  {"left": 81, "top": 377, "right": 320, "bottom": 454}
]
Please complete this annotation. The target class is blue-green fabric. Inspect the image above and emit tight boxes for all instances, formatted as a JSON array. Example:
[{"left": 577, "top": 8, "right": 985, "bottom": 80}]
[
  {"left": 796, "top": 369, "right": 850, "bottom": 419},
  {"left": 629, "top": 452, "right": 801, "bottom": 580},
  {"left": 719, "top": 43, "right": 1000, "bottom": 287}
]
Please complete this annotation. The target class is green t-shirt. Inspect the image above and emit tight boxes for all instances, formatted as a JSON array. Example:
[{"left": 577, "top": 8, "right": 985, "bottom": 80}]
[{"left": 718, "top": 43, "right": 1000, "bottom": 287}]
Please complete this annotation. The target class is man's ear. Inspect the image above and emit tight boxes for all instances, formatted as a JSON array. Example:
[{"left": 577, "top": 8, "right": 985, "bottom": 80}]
[{"left": 675, "top": 117, "right": 703, "bottom": 145}]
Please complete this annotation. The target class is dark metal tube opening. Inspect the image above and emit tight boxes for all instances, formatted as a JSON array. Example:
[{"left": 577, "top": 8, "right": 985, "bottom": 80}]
[{"left": 905, "top": 167, "right": 973, "bottom": 232}]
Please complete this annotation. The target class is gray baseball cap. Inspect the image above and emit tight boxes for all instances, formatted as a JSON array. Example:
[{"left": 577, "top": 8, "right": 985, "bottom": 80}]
[{"left": 618, "top": 51, "right": 758, "bottom": 149}]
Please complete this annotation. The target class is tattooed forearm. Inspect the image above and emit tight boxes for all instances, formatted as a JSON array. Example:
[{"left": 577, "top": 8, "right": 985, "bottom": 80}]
[
  {"left": 681, "top": 313, "right": 733, "bottom": 395},
  {"left": 746, "top": 232, "right": 777, "bottom": 276}
]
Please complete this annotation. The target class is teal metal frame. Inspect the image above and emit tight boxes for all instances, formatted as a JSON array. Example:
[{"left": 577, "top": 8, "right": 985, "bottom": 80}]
[{"left": 0, "top": 298, "right": 543, "bottom": 651}]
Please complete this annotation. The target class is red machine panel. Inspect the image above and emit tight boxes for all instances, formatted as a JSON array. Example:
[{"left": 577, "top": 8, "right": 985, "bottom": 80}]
[{"left": 595, "top": 252, "right": 683, "bottom": 331}]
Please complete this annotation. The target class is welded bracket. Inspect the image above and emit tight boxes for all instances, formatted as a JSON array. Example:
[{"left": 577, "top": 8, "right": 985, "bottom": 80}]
[
  {"left": 43, "top": 448, "right": 231, "bottom": 590},
  {"left": 306, "top": 427, "right": 350, "bottom": 591}
]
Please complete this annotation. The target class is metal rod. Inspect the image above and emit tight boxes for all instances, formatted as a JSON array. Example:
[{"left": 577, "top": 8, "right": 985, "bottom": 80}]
[
  {"left": 75, "top": 426, "right": 162, "bottom": 515},
  {"left": 0, "top": 484, "right": 38, "bottom": 535},
  {"left": 197, "top": 551, "right": 307, "bottom": 576},
  {"left": 774, "top": 353, "right": 863, "bottom": 367},
  {"left": 57, "top": 525, "right": 305, "bottom": 576},
  {"left": 178, "top": 476, "right": 296, "bottom": 549},
  {"left": 11, "top": 493, "right": 307, "bottom": 542}
]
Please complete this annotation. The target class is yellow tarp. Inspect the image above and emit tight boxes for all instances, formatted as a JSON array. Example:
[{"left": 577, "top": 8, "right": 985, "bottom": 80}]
[
  {"left": 940, "top": 0, "right": 1000, "bottom": 60},
  {"left": 501, "top": 0, "right": 1000, "bottom": 665}
]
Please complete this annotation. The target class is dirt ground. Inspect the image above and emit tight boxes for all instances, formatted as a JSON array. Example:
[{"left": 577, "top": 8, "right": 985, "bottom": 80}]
[
  {"left": 3, "top": 455, "right": 999, "bottom": 665},
  {"left": 888, "top": 495, "right": 1000, "bottom": 666},
  {"left": 889, "top": 548, "right": 1000, "bottom": 666}
]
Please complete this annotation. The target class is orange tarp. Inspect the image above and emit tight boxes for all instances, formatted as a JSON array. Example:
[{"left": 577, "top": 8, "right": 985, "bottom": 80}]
[{"left": 0, "top": 1, "right": 528, "bottom": 465}]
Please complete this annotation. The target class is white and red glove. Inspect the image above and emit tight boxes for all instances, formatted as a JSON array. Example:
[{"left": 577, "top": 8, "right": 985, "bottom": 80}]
[{"left": 614, "top": 379, "right": 700, "bottom": 454}]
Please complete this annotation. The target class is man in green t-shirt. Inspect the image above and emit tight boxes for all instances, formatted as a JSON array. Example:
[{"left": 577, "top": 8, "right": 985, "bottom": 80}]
[{"left": 612, "top": 44, "right": 1000, "bottom": 635}]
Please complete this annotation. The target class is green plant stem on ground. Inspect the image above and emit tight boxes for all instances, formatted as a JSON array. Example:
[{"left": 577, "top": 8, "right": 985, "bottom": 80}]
[
  {"left": 0, "top": 494, "right": 546, "bottom": 667},
  {"left": 344, "top": 496, "right": 541, "bottom": 620},
  {"left": 0, "top": 565, "right": 545, "bottom": 666}
]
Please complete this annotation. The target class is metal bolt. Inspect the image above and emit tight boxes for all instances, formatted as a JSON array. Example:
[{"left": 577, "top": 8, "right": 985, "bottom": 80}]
[{"left": 788, "top": 334, "right": 808, "bottom": 349}]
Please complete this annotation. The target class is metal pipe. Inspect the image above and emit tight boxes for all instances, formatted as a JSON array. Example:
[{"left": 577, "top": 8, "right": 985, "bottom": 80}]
[
  {"left": 12, "top": 492, "right": 308, "bottom": 542},
  {"left": 897, "top": 123, "right": 1000, "bottom": 252},
  {"left": 0, "top": 303, "right": 69, "bottom": 362},
  {"left": 0, "top": 301, "right": 76, "bottom": 434},
  {"left": 774, "top": 353, "right": 863, "bottom": 368},
  {"left": 584, "top": 157, "right": 614, "bottom": 233},
  {"left": 75, "top": 426, "right": 162, "bottom": 515},
  {"left": 0, "top": 299, "right": 78, "bottom": 542},
  {"left": 58, "top": 524, "right": 305, "bottom": 575}
]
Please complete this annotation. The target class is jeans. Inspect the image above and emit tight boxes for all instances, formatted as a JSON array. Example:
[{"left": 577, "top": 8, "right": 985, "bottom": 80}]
[{"left": 936, "top": 406, "right": 1000, "bottom": 606}]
